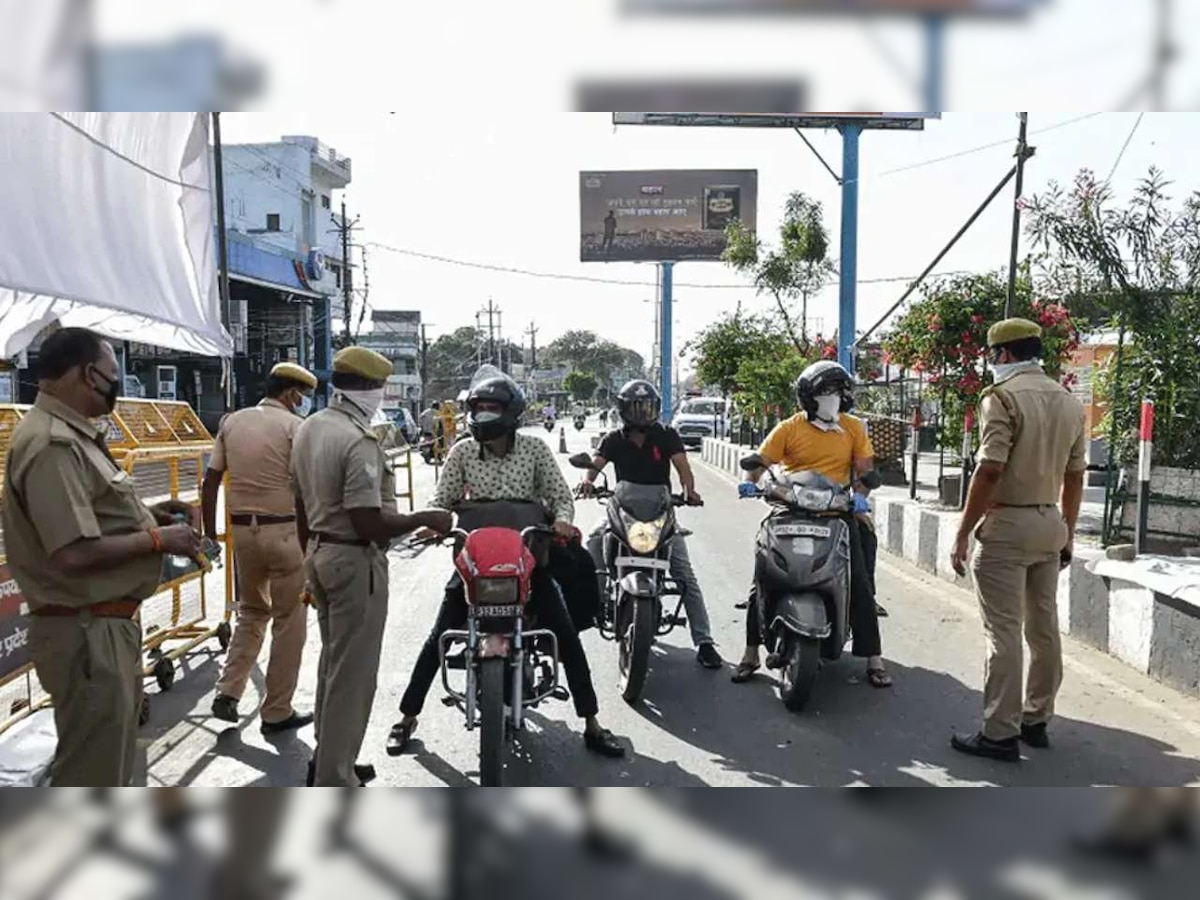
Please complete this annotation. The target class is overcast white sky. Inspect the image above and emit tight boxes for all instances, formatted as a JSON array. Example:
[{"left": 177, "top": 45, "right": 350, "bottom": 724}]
[
  {"left": 220, "top": 110, "right": 1200, "bottom": 370},
  {"left": 194, "top": 0, "right": 1200, "bottom": 370}
]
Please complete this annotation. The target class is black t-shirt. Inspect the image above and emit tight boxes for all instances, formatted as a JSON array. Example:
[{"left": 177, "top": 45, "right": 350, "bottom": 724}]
[{"left": 598, "top": 424, "right": 685, "bottom": 486}]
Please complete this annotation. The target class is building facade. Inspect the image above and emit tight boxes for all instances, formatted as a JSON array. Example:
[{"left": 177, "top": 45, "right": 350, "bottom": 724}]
[
  {"left": 123, "top": 134, "right": 353, "bottom": 431},
  {"left": 357, "top": 310, "right": 423, "bottom": 417}
]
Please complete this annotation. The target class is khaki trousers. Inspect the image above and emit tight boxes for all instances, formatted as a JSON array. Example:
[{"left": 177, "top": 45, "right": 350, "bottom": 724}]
[
  {"left": 30, "top": 615, "right": 141, "bottom": 786},
  {"left": 308, "top": 542, "right": 389, "bottom": 787},
  {"left": 971, "top": 506, "right": 1068, "bottom": 741},
  {"left": 216, "top": 522, "right": 308, "bottom": 724}
]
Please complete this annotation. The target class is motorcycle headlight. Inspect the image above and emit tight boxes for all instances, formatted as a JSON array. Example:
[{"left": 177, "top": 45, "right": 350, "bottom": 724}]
[
  {"left": 623, "top": 513, "right": 666, "bottom": 554},
  {"left": 792, "top": 486, "right": 837, "bottom": 512},
  {"left": 472, "top": 577, "right": 520, "bottom": 606}
]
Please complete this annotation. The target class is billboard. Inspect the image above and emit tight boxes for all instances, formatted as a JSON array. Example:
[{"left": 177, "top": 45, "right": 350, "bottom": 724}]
[
  {"left": 623, "top": 1, "right": 1043, "bottom": 15},
  {"left": 0, "top": 564, "right": 31, "bottom": 682},
  {"left": 580, "top": 169, "right": 758, "bottom": 263},
  {"left": 613, "top": 112, "right": 936, "bottom": 130}
]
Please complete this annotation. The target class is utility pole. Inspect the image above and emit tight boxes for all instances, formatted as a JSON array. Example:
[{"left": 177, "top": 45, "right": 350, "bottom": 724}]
[
  {"left": 419, "top": 322, "right": 430, "bottom": 410},
  {"left": 1005, "top": 113, "right": 1034, "bottom": 318},
  {"left": 331, "top": 201, "right": 361, "bottom": 345},
  {"left": 526, "top": 321, "right": 538, "bottom": 403},
  {"left": 211, "top": 111, "right": 234, "bottom": 410}
]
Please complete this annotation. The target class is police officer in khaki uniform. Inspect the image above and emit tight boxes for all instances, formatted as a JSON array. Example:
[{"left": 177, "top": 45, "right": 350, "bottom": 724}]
[
  {"left": 291, "top": 346, "right": 451, "bottom": 787},
  {"left": 0, "top": 328, "right": 200, "bottom": 786},
  {"left": 949, "top": 318, "right": 1087, "bottom": 762},
  {"left": 202, "top": 361, "right": 317, "bottom": 733}
]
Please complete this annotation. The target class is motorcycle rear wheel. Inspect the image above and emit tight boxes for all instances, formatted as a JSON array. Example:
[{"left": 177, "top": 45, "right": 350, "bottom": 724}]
[
  {"left": 478, "top": 658, "right": 508, "bottom": 787},
  {"left": 617, "top": 595, "right": 656, "bottom": 705},
  {"left": 779, "top": 635, "right": 821, "bottom": 713}
]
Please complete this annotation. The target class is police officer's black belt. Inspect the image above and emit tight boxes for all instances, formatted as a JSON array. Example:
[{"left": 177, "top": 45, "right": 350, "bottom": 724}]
[
  {"left": 231, "top": 514, "right": 296, "bottom": 526},
  {"left": 312, "top": 532, "right": 372, "bottom": 547},
  {"left": 32, "top": 599, "right": 140, "bottom": 619}
]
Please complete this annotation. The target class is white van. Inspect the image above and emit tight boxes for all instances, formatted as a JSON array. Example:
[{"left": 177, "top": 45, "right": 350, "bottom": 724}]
[{"left": 671, "top": 396, "right": 729, "bottom": 448}]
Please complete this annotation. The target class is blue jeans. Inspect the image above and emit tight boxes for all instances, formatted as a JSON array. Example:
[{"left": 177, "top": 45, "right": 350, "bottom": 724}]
[{"left": 587, "top": 526, "right": 714, "bottom": 647}]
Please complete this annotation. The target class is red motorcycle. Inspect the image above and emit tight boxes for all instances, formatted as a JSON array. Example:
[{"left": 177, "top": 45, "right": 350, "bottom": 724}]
[{"left": 429, "top": 501, "right": 570, "bottom": 786}]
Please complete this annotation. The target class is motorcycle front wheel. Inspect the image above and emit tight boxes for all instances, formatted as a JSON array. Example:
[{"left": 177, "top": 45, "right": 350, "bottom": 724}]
[
  {"left": 478, "top": 658, "right": 508, "bottom": 787},
  {"left": 779, "top": 635, "right": 821, "bottom": 713},
  {"left": 617, "top": 594, "right": 656, "bottom": 705}
]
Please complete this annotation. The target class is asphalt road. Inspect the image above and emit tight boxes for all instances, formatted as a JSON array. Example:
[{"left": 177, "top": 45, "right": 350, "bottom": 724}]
[{"left": 132, "top": 421, "right": 1200, "bottom": 789}]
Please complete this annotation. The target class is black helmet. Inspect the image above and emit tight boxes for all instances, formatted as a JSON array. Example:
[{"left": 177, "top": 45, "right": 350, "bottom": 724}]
[
  {"left": 617, "top": 379, "right": 661, "bottom": 428},
  {"left": 466, "top": 373, "right": 527, "bottom": 442},
  {"left": 794, "top": 360, "right": 855, "bottom": 420}
]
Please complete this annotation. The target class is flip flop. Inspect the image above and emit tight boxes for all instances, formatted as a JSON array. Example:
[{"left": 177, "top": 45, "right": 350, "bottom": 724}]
[
  {"left": 866, "top": 667, "right": 893, "bottom": 689},
  {"left": 731, "top": 661, "right": 760, "bottom": 684}
]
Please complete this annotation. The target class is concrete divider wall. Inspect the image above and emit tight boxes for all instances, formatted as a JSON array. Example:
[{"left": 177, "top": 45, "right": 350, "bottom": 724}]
[{"left": 700, "top": 437, "right": 1200, "bottom": 698}]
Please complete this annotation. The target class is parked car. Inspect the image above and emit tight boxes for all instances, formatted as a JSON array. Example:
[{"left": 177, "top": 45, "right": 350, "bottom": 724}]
[
  {"left": 385, "top": 407, "right": 420, "bottom": 445},
  {"left": 671, "top": 396, "right": 729, "bottom": 448}
]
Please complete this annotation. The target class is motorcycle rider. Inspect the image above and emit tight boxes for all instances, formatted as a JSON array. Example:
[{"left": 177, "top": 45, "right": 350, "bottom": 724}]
[
  {"left": 579, "top": 380, "right": 723, "bottom": 670},
  {"left": 386, "top": 369, "right": 627, "bottom": 759},
  {"left": 731, "top": 361, "right": 892, "bottom": 689}
]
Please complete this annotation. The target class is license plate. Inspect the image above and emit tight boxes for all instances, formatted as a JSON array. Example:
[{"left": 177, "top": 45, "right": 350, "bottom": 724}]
[
  {"left": 615, "top": 556, "right": 670, "bottom": 571},
  {"left": 773, "top": 523, "right": 831, "bottom": 538},
  {"left": 473, "top": 604, "right": 521, "bottom": 617}
]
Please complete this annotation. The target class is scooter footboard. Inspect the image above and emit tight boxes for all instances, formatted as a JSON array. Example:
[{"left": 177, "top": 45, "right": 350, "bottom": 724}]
[{"left": 770, "top": 593, "right": 831, "bottom": 640}]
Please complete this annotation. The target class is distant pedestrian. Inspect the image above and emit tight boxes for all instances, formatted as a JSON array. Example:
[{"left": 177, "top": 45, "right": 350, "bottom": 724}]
[{"left": 950, "top": 318, "right": 1087, "bottom": 762}]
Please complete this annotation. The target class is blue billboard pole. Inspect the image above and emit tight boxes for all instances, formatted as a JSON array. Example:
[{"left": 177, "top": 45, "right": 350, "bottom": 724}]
[
  {"left": 660, "top": 261, "right": 674, "bottom": 418},
  {"left": 837, "top": 124, "right": 861, "bottom": 374}
]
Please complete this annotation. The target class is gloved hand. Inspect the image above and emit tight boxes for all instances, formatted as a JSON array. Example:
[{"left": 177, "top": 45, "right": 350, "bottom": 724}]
[
  {"left": 737, "top": 482, "right": 760, "bottom": 499},
  {"left": 852, "top": 493, "right": 871, "bottom": 514}
]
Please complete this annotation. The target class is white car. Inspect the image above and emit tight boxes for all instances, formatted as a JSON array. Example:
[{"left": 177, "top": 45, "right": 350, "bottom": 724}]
[{"left": 672, "top": 396, "right": 729, "bottom": 447}]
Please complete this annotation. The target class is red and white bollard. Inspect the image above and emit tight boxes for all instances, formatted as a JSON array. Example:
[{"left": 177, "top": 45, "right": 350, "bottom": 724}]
[{"left": 1135, "top": 398, "right": 1154, "bottom": 555}]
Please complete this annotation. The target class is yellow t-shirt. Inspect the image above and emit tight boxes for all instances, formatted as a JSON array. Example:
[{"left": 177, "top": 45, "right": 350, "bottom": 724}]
[{"left": 758, "top": 413, "right": 874, "bottom": 484}]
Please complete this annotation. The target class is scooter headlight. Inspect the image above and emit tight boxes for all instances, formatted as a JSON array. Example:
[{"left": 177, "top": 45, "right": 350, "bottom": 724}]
[
  {"left": 791, "top": 486, "right": 839, "bottom": 512},
  {"left": 622, "top": 512, "right": 666, "bottom": 554}
]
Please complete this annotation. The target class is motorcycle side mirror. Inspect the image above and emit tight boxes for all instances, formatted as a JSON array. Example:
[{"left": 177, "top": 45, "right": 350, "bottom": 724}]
[
  {"left": 859, "top": 471, "right": 882, "bottom": 491},
  {"left": 568, "top": 453, "right": 594, "bottom": 469},
  {"left": 739, "top": 454, "right": 765, "bottom": 472}
]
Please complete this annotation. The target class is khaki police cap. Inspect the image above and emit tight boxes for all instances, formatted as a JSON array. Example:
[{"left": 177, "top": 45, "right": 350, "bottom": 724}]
[
  {"left": 333, "top": 346, "right": 393, "bottom": 382},
  {"left": 269, "top": 361, "right": 317, "bottom": 389},
  {"left": 987, "top": 317, "right": 1042, "bottom": 348}
]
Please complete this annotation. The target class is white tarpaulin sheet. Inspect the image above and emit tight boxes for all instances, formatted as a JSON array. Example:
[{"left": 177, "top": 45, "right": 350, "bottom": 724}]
[{"left": 0, "top": 112, "right": 232, "bottom": 358}]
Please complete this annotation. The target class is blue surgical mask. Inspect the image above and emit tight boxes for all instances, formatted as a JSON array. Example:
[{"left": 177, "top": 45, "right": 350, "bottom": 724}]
[{"left": 295, "top": 394, "right": 313, "bottom": 418}]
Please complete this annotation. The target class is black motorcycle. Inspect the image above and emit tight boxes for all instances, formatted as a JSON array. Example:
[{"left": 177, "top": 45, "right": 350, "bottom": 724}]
[
  {"left": 573, "top": 415, "right": 586, "bottom": 431},
  {"left": 543, "top": 417, "right": 556, "bottom": 432},
  {"left": 739, "top": 453, "right": 880, "bottom": 712},
  {"left": 569, "top": 453, "right": 701, "bottom": 704}
]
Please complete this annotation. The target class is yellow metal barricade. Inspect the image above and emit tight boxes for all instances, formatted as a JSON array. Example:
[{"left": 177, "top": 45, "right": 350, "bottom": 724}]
[
  {"left": 389, "top": 447, "right": 416, "bottom": 512},
  {"left": 0, "top": 399, "right": 235, "bottom": 734}
]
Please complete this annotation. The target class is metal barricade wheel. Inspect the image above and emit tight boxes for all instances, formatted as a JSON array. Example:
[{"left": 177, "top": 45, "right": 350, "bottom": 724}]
[
  {"left": 154, "top": 656, "right": 176, "bottom": 692},
  {"left": 216, "top": 621, "right": 232, "bottom": 650},
  {"left": 139, "top": 695, "right": 151, "bottom": 726}
]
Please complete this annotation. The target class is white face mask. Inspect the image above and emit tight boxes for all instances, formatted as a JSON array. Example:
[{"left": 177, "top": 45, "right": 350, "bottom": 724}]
[
  {"left": 294, "top": 394, "right": 313, "bottom": 418},
  {"left": 339, "top": 388, "right": 384, "bottom": 419},
  {"left": 813, "top": 394, "right": 841, "bottom": 425},
  {"left": 990, "top": 359, "right": 1041, "bottom": 384}
]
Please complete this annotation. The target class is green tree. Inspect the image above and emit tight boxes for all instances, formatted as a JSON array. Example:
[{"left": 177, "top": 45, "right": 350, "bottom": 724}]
[
  {"left": 684, "top": 312, "right": 770, "bottom": 398},
  {"left": 1025, "top": 167, "right": 1200, "bottom": 469},
  {"left": 563, "top": 370, "right": 598, "bottom": 402},
  {"left": 723, "top": 191, "right": 837, "bottom": 349}
]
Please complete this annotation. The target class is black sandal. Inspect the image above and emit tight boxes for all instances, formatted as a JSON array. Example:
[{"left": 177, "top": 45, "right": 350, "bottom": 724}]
[
  {"left": 386, "top": 720, "right": 417, "bottom": 756},
  {"left": 584, "top": 727, "right": 627, "bottom": 758},
  {"left": 731, "top": 661, "right": 760, "bottom": 684},
  {"left": 866, "top": 666, "right": 893, "bottom": 689}
]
